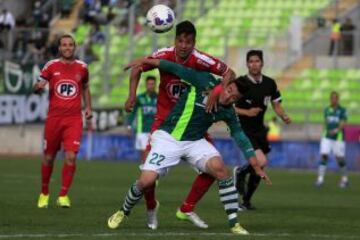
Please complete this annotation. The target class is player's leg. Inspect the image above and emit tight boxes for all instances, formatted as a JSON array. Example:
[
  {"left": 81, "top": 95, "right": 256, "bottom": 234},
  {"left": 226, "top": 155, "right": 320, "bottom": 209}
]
[
  {"left": 240, "top": 149, "right": 267, "bottom": 210},
  {"left": 187, "top": 139, "right": 248, "bottom": 235},
  {"left": 335, "top": 141, "right": 348, "bottom": 188},
  {"left": 176, "top": 134, "right": 215, "bottom": 228},
  {"left": 57, "top": 117, "right": 82, "bottom": 207},
  {"left": 108, "top": 130, "right": 181, "bottom": 230},
  {"left": 316, "top": 138, "right": 331, "bottom": 186},
  {"left": 108, "top": 170, "right": 159, "bottom": 229},
  {"left": 38, "top": 118, "right": 61, "bottom": 208}
]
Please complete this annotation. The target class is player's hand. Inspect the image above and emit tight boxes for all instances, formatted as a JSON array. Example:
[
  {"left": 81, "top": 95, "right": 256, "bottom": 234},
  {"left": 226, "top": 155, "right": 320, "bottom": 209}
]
[
  {"left": 205, "top": 88, "right": 219, "bottom": 113},
  {"left": 124, "top": 58, "right": 144, "bottom": 71},
  {"left": 247, "top": 107, "right": 262, "bottom": 117},
  {"left": 124, "top": 96, "right": 136, "bottom": 112},
  {"left": 33, "top": 80, "right": 47, "bottom": 93},
  {"left": 85, "top": 108, "right": 93, "bottom": 120},
  {"left": 256, "top": 169, "right": 272, "bottom": 185},
  {"left": 281, "top": 114, "right": 291, "bottom": 124}
]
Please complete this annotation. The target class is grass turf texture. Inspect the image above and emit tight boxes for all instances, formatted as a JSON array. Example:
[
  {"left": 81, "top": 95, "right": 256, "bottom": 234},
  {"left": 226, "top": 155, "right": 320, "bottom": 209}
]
[{"left": 0, "top": 158, "right": 359, "bottom": 240}]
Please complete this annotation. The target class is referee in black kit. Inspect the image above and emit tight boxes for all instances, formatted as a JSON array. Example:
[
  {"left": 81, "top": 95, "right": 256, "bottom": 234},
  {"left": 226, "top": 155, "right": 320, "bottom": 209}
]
[{"left": 234, "top": 50, "right": 291, "bottom": 210}]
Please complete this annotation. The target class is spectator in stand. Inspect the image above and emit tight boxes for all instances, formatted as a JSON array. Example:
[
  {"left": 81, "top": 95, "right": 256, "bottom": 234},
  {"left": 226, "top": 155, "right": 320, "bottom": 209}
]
[
  {"left": 22, "top": 31, "right": 47, "bottom": 64},
  {"left": 90, "top": 23, "right": 106, "bottom": 44},
  {"left": 341, "top": 18, "right": 356, "bottom": 56},
  {"left": 329, "top": 19, "right": 341, "bottom": 56},
  {"left": 0, "top": 9, "right": 15, "bottom": 31},
  {"left": 33, "top": 1, "right": 42, "bottom": 27}
]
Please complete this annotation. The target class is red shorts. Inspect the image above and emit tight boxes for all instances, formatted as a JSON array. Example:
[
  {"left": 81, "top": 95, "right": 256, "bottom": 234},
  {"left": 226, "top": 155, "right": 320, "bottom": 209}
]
[
  {"left": 43, "top": 116, "right": 83, "bottom": 155},
  {"left": 145, "top": 119, "right": 214, "bottom": 151}
]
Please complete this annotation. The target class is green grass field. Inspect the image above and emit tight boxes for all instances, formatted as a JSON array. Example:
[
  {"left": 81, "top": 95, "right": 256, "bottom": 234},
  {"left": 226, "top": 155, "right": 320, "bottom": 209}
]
[{"left": 1, "top": 158, "right": 359, "bottom": 240}]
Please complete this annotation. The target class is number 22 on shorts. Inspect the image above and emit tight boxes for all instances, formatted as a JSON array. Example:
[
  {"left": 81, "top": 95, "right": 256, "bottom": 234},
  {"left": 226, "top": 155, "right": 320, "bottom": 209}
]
[{"left": 149, "top": 152, "right": 165, "bottom": 166}]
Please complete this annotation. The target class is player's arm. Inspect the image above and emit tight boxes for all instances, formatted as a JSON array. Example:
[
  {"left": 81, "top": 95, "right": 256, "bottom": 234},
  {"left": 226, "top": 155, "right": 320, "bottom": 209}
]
[
  {"left": 125, "top": 61, "right": 143, "bottom": 113},
  {"left": 270, "top": 82, "right": 291, "bottom": 124},
  {"left": 225, "top": 112, "right": 271, "bottom": 184},
  {"left": 33, "top": 63, "right": 51, "bottom": 94},
  {"left": 331, "top": 108, "right": 347, "bottom": 135},
  {"left": 234, "top": 106, "right": 263, "bottom": 117},
  {"left": 205, "top": 62, "right": 236, "bottom": 113},
  {"left": 126, "top": 97, "right": 139, "bottom": 130},
  {"left": 82, "top": 82, "right": 92, "bottom": 120}
]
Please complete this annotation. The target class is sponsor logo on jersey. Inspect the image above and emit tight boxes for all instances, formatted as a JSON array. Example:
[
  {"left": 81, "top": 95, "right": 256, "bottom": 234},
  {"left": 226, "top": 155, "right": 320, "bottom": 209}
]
[
  {"left": 55, "top": 79, "right": 78, "bottom": 100},
  {"left": 166, "top": 79, "right": 187, "bottom": 102},
  {"left": 73, "top": 141, "right": 80, "bottom": 145},
  {"left": 54, "top": 72, "right": 60, "bottom": 75}
]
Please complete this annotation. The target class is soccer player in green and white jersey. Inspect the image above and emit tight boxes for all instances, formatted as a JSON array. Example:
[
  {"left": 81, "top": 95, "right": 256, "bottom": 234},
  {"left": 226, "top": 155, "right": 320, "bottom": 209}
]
[
  {"left": 127, "top": 76, "right": 157, "bottom": 161},
  {"left": 316, "top": 91, "right": 349, "bottom": 188},
  {"left": 107, "top": 58, "right": 271, "bottom": 235}
]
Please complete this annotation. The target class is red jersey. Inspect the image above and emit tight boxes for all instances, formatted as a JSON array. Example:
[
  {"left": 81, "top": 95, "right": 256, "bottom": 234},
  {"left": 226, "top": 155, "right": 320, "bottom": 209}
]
[
  {"left": 39, "top": 59, "right": 89, "bottom": 118},
  {"left": 141, "top": 47, "right": 229, "bottom": 124}
]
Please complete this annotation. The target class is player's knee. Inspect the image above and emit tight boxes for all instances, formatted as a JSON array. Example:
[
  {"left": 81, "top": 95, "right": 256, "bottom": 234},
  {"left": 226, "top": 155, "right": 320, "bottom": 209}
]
[
  {"left": 138, "top": 171, "right": 158, "bottom": 191},
  {"left": 43, "top": 154, "right": 55, "bottom": 165},
  {"left": 206, "top": 158, "right": 229, "bottom": 180},
  {"left": 65, "top": 152, "right": 77, "bottom": 164}
]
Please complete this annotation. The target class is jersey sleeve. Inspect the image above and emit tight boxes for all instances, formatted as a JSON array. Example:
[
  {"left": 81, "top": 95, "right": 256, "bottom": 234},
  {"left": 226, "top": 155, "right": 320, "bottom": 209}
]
[
  {"left": 141, "top": 48, "right": 172, "bottom": 72},
  {"left": 194, "top": 51, "right": 229, "bottom": 77},
  {"left": 159, "top": 59, "right": 219, "bottom": 89},
  {"left": 271, "top": 80, "right": 282, "bottom": 102},
  {"left": 223, "top": 108, "right": 255, "bottom": 159},
  {"left": 39, "top": 61, "right": 53, "bottom": 81},
  {"left": 83, "top": 64, "right": 89, "bottom": 85}
]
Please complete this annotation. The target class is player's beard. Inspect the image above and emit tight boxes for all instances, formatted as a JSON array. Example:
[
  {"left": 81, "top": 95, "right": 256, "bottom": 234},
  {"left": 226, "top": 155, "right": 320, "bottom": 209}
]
[{"left": 60, "top": 49, "right": 75, "bottom": 61}]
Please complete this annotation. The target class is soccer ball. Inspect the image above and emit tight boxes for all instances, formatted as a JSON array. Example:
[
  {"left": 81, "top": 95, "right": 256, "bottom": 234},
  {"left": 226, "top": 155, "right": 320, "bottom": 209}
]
[{"left": 146, "top": 4, "right": 175, "bottom": 33}]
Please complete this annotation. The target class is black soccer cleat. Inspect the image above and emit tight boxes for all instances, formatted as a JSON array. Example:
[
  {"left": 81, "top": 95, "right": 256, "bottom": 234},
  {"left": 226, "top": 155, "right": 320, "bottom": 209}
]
[{"left": 238, "top": 202, "right": 256, "bottom": 211}]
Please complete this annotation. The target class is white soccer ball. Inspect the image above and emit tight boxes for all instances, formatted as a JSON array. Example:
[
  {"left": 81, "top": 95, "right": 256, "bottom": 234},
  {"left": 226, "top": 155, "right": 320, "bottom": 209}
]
[{"left": 146, "top": 4, "right": 175, "bottom": 33}]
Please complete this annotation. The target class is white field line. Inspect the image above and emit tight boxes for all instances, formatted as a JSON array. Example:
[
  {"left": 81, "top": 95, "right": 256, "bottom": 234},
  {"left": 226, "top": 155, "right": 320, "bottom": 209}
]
[{"left": 0, "top": 232, "right": 358, "bottom": 239}]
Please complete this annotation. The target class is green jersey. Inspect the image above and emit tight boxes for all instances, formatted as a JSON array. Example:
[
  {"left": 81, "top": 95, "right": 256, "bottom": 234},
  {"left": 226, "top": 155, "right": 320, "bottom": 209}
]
[
  {"left": 323, "top": 105, "right": 347, "bottom": 140},
  {"left": 158, "top": 60, "right": 255, "bottom": 160},
  {"left": 128, "top": 92, "right": 157, "bottom": 133}
]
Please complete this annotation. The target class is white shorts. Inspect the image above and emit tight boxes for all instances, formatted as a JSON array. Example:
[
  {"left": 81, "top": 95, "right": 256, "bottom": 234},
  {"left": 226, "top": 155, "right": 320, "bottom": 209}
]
[
  {"left": 142, "top": 130, "right": 221, "bottom": 177},
  {"left": 320, "top": 137, "right": 346, "bottom": 158},
  {"left": 135, "top": 133, "right": 150, "bottom": 150}
]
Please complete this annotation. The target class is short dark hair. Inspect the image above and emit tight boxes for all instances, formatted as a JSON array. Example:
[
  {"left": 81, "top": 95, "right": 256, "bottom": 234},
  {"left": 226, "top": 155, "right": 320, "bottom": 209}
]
[
  {"left": 146, "top": 75, "right": 156, "bottom": 82},
  {"left": 330, "top": 91, "right": 339, "bottom": 97},
  {"left": 58, "top": 34, "right": 76, "bottom": 47},
  {"left": 231, "top": 76, "right": 250, "bottom": 95},
  {"left": 176, "top": 20, "right": 196, "bottom": 39},
  {"left": 246, "top": 50, "right": 263, "bottom": 62}
]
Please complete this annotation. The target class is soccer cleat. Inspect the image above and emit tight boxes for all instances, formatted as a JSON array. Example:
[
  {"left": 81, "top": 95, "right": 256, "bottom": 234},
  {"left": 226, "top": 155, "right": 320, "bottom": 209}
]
[
  {"left": 56, "top": 195, "right": 71, "bottom": 208},
  {"left": 231, "top": 223, "right": 249, "bottom": 235},
  {"left": 108, "top": 210, "right": 125, "bottom": 229},
  {"left": 37, "top": 193, "right": 49, "bottom": 208},
  {"left": 315, "top": 179, "right": 324, "bottom": 187},
  {"left": 147, "top": 201, "right": 159, "bottom": 230},
  {"left": 339, "top": 179, "right": 349, "bottom": 188},
  {"left": 176, "top": 209, "right": 208, "bottom": 229},
  {"left": 238, "top": 202, "right": 256, "bottom": 211}
]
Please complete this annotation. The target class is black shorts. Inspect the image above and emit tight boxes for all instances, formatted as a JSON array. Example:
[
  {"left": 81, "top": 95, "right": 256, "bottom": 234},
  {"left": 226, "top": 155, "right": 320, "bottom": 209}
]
[{"left": 245, "top": 128, "right": 271, "bottom": 154}]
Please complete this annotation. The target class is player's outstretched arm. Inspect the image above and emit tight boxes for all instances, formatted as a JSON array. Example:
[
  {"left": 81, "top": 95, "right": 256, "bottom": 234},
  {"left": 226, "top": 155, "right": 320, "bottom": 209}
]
[{"left": 124, "top": 64, "right": 144, "bottom": 112}]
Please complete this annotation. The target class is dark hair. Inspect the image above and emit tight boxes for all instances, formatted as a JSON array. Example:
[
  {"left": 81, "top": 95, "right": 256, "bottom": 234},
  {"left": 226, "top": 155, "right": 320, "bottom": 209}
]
[
  {"left": 330, "top": 91, "right": 339, "bottom": 97},
  {"left": 246, "top": 50, "right": 263, "bottom": 62},
  {"left": 232, "top": 76, "right": 250, "bottom": 95},
  {"left": 146, "top": 75, "right": 156, "bottom": 82},
  {"left": 176, "top": 20, "right": 196, "bottom": 39},
  {"left": 57, "top": 34, "right": 76, "bottom": 47}
]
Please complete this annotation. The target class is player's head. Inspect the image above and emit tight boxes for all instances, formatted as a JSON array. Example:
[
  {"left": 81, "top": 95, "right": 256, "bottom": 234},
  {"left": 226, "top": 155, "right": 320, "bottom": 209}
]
[
  {"left": 58, "top": 34, "right": 76, "bottom": 60},
  {"left": 246, "top": 50, "right": 263, "bottom": 76},
  {"left": 175, "top": 20, "right": 196, "bottom": 60},
  {"left": 330, "top": 91, "right": 339, "bottom": 106},
  {"left": 219, "top": 76, "right": 250, "bottom": 106},
  {"left": 145, "top": 76, "right": 156, "bottom": 93}
]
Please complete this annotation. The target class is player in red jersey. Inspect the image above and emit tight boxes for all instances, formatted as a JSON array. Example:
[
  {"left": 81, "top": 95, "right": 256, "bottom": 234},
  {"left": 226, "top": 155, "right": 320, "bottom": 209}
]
[
  {"left": 34, "top": 34, "right": 92, "bottom": 208},
  {"left": 124, "top": 21, "right": 235, "bottom": 229}
]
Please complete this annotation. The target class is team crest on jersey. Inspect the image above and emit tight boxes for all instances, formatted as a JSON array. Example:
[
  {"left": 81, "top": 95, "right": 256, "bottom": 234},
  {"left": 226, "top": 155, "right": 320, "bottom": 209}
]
[
  {"left": 55, "top": 79, "right": 78, "bottom": 100},
  {"left": 166, "top": 79, "right": 187, "bottom": 102}
]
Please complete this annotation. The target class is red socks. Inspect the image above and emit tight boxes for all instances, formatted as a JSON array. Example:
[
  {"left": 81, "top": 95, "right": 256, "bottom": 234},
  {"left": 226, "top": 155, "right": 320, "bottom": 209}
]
[
  {"left": 144, "top": 184, "right": 157, "bottom": 210},
  {"left": 59, "top": 163, "right": 76, "bottom": 196},
  {"left": 180, "top": 173, "right": 215, "bottom": 213},
  {"left": 41, "top": 163, "right": 53, "bottom": 195}
]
